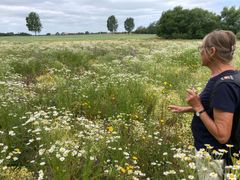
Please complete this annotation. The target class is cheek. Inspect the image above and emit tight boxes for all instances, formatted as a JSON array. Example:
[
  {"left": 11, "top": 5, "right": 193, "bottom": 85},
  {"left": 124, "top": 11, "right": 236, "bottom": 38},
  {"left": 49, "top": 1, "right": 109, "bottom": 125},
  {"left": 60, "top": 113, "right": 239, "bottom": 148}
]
[{"left": 200, "top": 53, "right": 209, "bottom": 65}]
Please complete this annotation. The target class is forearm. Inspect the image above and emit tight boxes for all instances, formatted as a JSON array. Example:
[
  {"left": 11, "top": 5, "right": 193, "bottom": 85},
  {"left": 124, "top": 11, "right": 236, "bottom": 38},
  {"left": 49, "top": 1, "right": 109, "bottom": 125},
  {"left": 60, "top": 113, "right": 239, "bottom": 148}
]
[
  {"left": 182, "top": 106, "right": 194, "bottom": 112},
  {"left": 198, "top": 111, "right": 228, "bottom": 144}
]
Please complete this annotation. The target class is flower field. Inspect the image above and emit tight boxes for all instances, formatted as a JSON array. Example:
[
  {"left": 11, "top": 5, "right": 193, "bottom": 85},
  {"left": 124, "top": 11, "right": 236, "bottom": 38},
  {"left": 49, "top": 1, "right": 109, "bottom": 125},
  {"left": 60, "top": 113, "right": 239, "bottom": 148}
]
[{"left": 0, "top": 35, "right": 239, "bottom": 179}]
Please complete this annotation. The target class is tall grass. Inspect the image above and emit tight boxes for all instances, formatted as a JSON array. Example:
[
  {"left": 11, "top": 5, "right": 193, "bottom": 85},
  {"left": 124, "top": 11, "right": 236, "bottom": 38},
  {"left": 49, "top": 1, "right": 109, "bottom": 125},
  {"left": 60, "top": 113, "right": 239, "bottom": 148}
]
[{"left": 0, "top": 37, "right": 239, "bottom": 179}]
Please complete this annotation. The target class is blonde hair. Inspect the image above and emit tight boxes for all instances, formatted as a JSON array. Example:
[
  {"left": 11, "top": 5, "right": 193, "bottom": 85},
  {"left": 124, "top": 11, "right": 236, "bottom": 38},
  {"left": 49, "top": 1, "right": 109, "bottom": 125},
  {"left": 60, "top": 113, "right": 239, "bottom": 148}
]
[{"left": 203, "top": 30, "right": 236, "bottom": 64}]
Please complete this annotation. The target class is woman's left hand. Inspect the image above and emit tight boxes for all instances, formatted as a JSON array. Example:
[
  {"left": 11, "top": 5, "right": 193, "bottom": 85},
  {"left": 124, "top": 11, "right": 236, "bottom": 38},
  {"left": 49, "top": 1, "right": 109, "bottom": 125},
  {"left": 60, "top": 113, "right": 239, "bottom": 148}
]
[{"left": 186, "top": 89, "right": 204, "bottom": 112}]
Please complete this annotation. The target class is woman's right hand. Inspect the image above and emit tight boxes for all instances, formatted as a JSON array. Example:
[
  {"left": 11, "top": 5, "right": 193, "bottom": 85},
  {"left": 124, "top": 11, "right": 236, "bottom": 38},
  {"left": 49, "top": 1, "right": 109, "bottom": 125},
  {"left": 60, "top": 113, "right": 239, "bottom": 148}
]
[{"left": 168, "top": 105, "right": 193, "bottom": 113}]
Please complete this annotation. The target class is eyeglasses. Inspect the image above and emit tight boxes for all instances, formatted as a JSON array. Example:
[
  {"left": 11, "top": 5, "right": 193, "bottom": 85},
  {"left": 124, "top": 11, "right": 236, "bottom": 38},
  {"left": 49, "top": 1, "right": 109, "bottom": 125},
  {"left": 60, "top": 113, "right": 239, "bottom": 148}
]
[
  {"left": 198, "top": 46, "right": 205, "bottom": 52},
  {"left": 197, "top": 46, "right": 212, "bottom": 52}
]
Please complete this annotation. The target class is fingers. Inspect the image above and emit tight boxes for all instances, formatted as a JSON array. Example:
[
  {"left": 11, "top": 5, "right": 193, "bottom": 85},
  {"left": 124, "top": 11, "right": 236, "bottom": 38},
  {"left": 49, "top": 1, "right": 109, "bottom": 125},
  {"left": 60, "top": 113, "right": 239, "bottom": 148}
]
[
  {"left": 168, "top": 105, "right": 177, "bottom": 109},
  {"left": 168, "top": 105, "right": 181, "bottom": 113},
  {"left": 186, "top": 89, "right": 197, "bottom": 95}
]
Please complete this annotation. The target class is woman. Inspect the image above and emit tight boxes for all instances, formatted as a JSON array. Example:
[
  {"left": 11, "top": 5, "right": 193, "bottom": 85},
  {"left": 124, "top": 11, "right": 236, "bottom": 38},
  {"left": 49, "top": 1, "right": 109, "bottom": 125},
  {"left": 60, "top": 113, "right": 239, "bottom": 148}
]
[{"left": 169, "top": 30, "right": 240, "bottom": 179}]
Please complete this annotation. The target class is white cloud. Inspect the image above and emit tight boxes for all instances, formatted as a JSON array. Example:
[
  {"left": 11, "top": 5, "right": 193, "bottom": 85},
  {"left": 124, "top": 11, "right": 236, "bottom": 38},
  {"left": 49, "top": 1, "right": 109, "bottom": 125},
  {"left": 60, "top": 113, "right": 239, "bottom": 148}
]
[{"left": 0, "top": 0, "right": 238, "bottom": 34}]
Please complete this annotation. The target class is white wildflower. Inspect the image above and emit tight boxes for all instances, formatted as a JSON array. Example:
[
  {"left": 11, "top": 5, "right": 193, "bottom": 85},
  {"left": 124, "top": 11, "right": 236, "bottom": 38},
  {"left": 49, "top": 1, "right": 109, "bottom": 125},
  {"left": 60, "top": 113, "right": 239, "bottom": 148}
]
[{"left": 8, "top": 130, "right": 16, "bottom": 136}]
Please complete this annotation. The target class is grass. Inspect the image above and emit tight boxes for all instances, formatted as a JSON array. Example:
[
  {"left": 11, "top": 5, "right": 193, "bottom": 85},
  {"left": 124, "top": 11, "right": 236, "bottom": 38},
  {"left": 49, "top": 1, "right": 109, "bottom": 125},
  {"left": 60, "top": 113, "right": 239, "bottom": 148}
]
[
  {"left": 0, "top": 34, "right": 157, "bottom": 42},
  {"left": 0, "top": 34, "right": 239, "bottom": 179}
]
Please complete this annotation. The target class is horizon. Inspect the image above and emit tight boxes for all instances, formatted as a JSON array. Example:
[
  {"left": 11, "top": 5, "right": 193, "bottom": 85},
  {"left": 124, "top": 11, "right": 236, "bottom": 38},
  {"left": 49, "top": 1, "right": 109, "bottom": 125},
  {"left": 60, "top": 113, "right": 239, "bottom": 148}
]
[{"left": 0, "top": 0, "right": 239, "bottom": 35}]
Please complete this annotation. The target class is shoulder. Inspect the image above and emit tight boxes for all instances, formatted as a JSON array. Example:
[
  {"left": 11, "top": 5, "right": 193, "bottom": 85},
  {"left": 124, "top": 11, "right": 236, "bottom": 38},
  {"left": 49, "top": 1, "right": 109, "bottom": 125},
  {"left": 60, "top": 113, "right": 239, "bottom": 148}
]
[
  {"left": 212, "top": 76, "right": 240, "bottom": 107},
  {"left": 214, "top": 71, "right": 240, "bottom": 90}
]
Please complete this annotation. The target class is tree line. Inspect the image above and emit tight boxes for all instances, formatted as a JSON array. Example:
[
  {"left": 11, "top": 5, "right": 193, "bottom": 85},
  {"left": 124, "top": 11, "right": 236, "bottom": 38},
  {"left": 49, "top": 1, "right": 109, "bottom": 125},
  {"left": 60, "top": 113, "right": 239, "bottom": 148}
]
[
  {"left": 1, "top": 6, "right": 240, "bottom": 39},
  {"left": 23, "top": 13, "right": 135, "bottom": 35},
  {"left": 156, "top": 6, "right": 240, "bottom": 39},
  {"left": 106, "top": 6, "right": 240, "bottom": 39}
]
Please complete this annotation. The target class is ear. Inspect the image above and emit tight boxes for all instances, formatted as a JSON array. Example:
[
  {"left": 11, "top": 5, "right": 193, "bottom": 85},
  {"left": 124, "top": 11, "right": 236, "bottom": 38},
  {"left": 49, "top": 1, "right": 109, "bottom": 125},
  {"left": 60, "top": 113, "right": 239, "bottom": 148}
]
[{"left": 209, "top": 47, "right": 216, "bottom": 57}]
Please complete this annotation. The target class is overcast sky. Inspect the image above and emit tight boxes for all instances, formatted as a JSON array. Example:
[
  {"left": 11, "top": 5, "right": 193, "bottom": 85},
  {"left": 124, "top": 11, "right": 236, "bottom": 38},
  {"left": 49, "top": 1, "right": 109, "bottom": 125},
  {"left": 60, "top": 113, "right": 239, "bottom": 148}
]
[{"left": 0, "top": 0, "right": 239, "bottom": 34}]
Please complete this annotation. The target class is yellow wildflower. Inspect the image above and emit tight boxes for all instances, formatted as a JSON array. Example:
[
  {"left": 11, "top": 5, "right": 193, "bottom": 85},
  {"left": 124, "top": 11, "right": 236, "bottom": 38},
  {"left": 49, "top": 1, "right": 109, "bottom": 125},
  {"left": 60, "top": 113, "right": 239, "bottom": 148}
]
[
  {"left": 107, "top": 126, "right": 113, "bottom": 133},
  {"left": 226, "top": 144, "right": 234, "bottom": 148},
  {"left": 132, "top": 156, "right": 138, "bottom": 160},
  {"left": 126, "top": 165, "right": 134, "bottom": 170},
  {"left": 188, "top": 145, "right": 194, "bottom": 150},
  {"left": 120, "top": 167, "right": 126, "bottom": 173}
]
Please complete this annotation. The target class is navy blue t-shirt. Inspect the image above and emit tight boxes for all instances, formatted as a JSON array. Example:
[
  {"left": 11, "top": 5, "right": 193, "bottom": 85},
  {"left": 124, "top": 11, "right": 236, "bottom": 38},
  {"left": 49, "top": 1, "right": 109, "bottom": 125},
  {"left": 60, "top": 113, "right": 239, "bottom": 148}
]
[{"left": 191, "top": 70, "right": 240, "bottom": 150}]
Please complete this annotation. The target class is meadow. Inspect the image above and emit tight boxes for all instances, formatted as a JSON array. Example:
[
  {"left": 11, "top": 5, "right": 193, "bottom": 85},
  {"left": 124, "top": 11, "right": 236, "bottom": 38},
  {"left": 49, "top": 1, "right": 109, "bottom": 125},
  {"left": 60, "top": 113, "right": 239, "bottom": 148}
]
[{"left": 0, "top": 34, "right": 239, "bottom": 180}]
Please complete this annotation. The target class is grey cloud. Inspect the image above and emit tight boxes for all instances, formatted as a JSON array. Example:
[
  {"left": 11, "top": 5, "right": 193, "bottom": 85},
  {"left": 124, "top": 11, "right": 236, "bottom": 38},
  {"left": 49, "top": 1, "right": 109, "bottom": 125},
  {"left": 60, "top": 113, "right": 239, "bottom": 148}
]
[{"left": 0, "top": 0, "right": 237, "bottom": 34}]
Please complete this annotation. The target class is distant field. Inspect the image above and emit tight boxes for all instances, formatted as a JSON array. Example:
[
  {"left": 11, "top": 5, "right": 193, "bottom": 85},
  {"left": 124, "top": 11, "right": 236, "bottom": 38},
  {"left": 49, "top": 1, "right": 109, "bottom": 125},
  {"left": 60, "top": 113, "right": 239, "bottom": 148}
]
[{"left": 0, "top": 34, "right": 157, "bottom": 42}]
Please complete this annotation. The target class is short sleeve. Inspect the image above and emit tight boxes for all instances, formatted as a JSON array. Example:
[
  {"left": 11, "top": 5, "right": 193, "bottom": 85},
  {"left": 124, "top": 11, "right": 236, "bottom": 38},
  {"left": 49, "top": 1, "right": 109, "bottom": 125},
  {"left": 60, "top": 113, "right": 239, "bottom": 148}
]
[{"left": 211, "top": 82, "right": 239, "bottom": 112}]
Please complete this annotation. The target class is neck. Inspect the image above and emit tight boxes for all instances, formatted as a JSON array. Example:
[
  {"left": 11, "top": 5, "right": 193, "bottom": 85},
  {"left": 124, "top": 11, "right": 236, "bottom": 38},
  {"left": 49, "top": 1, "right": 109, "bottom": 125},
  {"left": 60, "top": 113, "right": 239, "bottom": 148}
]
[{"left": 208, "top": 63, "right": 235, "bottom": 77}]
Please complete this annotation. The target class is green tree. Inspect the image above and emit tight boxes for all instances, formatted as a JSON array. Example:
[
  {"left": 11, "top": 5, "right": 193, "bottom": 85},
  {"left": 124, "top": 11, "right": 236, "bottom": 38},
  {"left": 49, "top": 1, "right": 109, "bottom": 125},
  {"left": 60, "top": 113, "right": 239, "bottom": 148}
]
[
  {"left": 134, "top": 26, "right": 147, "bottom": 34},
  {"left": 221, "top": 6, "right": 240, "bottom": 34},
  {"left": 147, "top": 21, "right": 158, "bottom": 34},
  {"left": 26, "top": 12, "right": 42, "bottom": 35},
  {"left": 157, "top": 6, "right": 190, "bottom": 38},
  {"left": 157, "top": 6, "right": 220, "bottom": 39},
  {"left": 188, "top": 8, "right": 220, "bottom": 38},
  {"left": 107, "top": 15, "right": 118, "bottom": 33},
  {"left": 124, "top": 17, "right": 135, "bottom": 33}
]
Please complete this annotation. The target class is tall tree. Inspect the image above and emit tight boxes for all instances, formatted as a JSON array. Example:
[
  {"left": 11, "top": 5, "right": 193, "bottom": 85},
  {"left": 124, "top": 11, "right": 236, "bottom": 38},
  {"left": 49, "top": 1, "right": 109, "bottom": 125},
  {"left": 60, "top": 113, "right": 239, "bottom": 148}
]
[
  {"left": 147, "top": 21, "right": 158, "bottom": 34},
  {"left": 157, "top": 6, "right": 220, "bottom": 39},
  {"left": 26, "top": 12, "right": 42, "bottom": 35},
  {"left": 124, "top": 17, "right": 135, "bottom": 33},
  {"left": 107, "top": 15, "right": 118, "bottom": 33},
  {"left": 188, "top": 8, "right": 220, "bottom": 38},
  {"left": 221, "top": 6, "right": 240, "bottom": 34}
]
